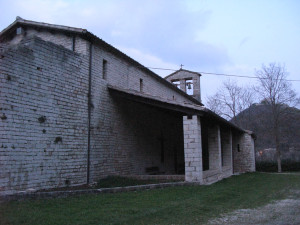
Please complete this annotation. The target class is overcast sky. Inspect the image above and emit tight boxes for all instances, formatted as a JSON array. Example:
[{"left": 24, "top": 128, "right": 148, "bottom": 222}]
[{"left": 0, "top": 0, "right": 299, "bottom": 104}]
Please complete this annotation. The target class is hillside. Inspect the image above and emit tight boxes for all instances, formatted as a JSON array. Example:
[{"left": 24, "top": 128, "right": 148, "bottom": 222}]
[{"left": 233, "top": 103, "right": 300, "bottom": 151}]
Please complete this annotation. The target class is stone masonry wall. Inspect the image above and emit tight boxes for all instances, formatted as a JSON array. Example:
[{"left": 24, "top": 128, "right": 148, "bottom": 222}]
[
  {"left": 8, "top": 28, "right": 196, "bottom": 106},
  {"left": 232, "top": 132, "right": 255, "bottom": 173},
  {"left": 94, "top": 98, "right": 184, "bottom": 177},
  {"left": 220, "top": 127, "right": 232, "bottom": 167},
  {"left": 183, "top": 115, "right": 203, "bottom": 182},
  {"left": 0, "top": 28, "right": 190, "bottom": 193},
  {"left": 0, "top": 37, "right": 89, "bottom": 194},
  {"left": 6, "top": 28, "right": 89, "bottom": 56},
  {"left": 202, "top": 123, "right": 233, "bottom": 183},
  {"left": 0, "top": 24, "right": 256, "bottom": 193},
  {"left": 87, "top": 43, "right": 187, "bottom": 181},
  {"left": 208, "top": 124, "right": 221, "bottom": 170},
  {"left": 202, "top": 123, "right": 221, "bottom": 183},
  {"left": 220, "top": 127, "right": 233, "bottom": 178}
]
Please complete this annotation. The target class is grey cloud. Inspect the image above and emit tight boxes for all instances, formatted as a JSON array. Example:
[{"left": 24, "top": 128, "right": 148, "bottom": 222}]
[
  {"left": 97, "top": 0, "right": 230, "bottom": 69},
  {"left": 0, "top": 0, "right": 231, "bottom": 70}
]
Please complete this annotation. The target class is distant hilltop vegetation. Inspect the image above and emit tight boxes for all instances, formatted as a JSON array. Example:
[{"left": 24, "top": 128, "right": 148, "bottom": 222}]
[{"left": 233, "top": 103, "right": 300, "bottom": 152}]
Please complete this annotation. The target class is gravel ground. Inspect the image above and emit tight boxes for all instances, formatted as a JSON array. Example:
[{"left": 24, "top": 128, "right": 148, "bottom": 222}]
[{"left": 207, "top": 190, "right": 300, "bottom": 225}]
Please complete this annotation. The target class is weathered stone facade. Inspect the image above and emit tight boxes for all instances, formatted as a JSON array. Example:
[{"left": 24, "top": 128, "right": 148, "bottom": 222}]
[
  {"left": 232, "top": 131, "right": 256, "bottom": 173},
  {"left": 183, "top": 115, "right": 203, "bottom": 182},
  {"left": 0, "top": 38, "right": 89, "bottom": 193},
  {"left": 0, "top": 18, "right": 255, "bottom": 195}
]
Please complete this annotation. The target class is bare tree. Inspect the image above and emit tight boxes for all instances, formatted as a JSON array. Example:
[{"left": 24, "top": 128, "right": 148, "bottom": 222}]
[
  {"left": 255, "top": 63, "right": 300, "bottom": 172},
  {"left": 206, "top": 80, "right": 256, "bottom": 125}
]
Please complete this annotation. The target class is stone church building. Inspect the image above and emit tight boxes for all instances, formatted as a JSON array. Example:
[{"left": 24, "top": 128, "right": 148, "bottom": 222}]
[{"left": 0, "top": 17, "right": 255, "bottom": 195}]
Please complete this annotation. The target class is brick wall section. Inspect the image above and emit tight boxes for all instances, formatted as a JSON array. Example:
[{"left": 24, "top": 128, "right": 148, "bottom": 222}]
[
  {"left": 183, "top": 115, "right": 203, "bottom": 182},
  {"left": 0, "top": 37, "right": 89, "bottom": 194},
  {"left": 232, "top": 131, "right": 255, "bottom": 173}
]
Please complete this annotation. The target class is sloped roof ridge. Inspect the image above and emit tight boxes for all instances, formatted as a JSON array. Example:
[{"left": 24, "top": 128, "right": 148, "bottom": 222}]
[
  {"left": 0, "top": 17, "right": 203, "bottom": 106},
  {"left": 164, "top": 68, "right": 202, "bottom": 80},
  {"left": 0, "top": 16, "right": 86, "bottom": 36}
]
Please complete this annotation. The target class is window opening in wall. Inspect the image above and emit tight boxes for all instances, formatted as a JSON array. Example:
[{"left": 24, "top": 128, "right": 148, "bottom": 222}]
[
  {"left": 185, "top": 79, "right": 193, "bottom": 95},
  {"left": 16, "top": 27, "right": 24, "bottom": 35},
  {"left": 140, "top": 78, "right": 143, "bottom": 92},
  {"left": 172, "top": 80, "right": 180, "bottom": 89},
  {"left": 102, "top": 59, "right": 107, "bottom": 80},
  {"left": 201, "top": 120, "right": 209, "bottom": 171},
  {"left": 72, "top": 36, "right": 76, "bottom": 51},
  {"left": 237, "top": 144, "right": 240, "bottom": 152},
  {"left": 187, "top": 115, "right": 192, "bottom": 120}
]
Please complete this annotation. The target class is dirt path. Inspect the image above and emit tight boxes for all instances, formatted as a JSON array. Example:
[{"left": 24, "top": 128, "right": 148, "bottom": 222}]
[{"left": 207, "top": 191, "right": 300, "bottom": 225}]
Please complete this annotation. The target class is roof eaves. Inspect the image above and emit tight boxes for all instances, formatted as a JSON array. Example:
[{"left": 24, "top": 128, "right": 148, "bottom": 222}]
[
  {"left": 107, "top": 84, "right": 204, "bottom": 115},
  {"left": 164, "top": 69, "right": 202, "bottom": 80},
  {"left": 83, "top": 31, "right": 203, "bottom": 106},
  {"left": 0, "top": 19, "right": 18, "bottom": 36},
  {"left": 0, "top": 17, "right": 203, "bottom": 106},
  {"left": 202, "top": 108, "right": 246, "bottom": 133},
  {"left": 107, "top": 85, "right": 248, "bottom": 134},
  {"left": 0, "top": 17, "right": 86, "bottom": 38}
]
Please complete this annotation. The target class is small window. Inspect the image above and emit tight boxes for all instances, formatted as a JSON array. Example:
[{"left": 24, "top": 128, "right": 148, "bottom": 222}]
[
  {"left": 172, "top": 80, "right": 180, "bottom": 89},
  {"left": 237, "top": 144, "right": 240, "bottom": 152},
  {"left": 16, "top": 27, "right": 24, "bottom": 35},
  {"left": 102, "top": 59, "right": 107, "bottom": 80},
  {"left": 140, "top": 78, "right": 143, "bottom": 92},
  {"left": 72, "top": 36, "right": 76, "bottom": 51},
  {"left": 185, "top": 79, "right": 193, "bottom": 95},
  {"left": 187, "top": 115, "right": 193, "bottom": 120}
]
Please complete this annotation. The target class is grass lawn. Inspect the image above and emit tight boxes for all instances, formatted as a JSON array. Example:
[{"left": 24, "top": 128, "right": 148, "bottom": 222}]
[{"left": 1, "top": 173, "right": 300, "bottom": 225}]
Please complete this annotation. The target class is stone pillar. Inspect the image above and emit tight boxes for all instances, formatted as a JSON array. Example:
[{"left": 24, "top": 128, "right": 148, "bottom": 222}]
[
  {"left": 220, "top": 127, "right": 233, "bottom": 168},
  {"left": 232, "top": 131, "right": 256, "bottom": 173},
  {"left": 217, "top": 126, "right": 222, "bottom": 172},
  {"left": 229, "top": 129, "right": 233, "bottom": 172},
  {"left": 208, "top": 124, "right": 221, "bottom": 171},
  {"left": 243, "top": 131, "right": 256, "bottom": 172},
  {"left": 183, "top": 115, "right": 203, "bottom": 182},
  {"left": 180, "top": 80, "right": 186, "bottom": 92}
]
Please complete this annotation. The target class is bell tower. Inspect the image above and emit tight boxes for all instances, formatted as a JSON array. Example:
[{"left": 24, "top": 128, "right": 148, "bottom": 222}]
[{"left": 165, "top": 69, "right": 202, "bottom": 103}]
